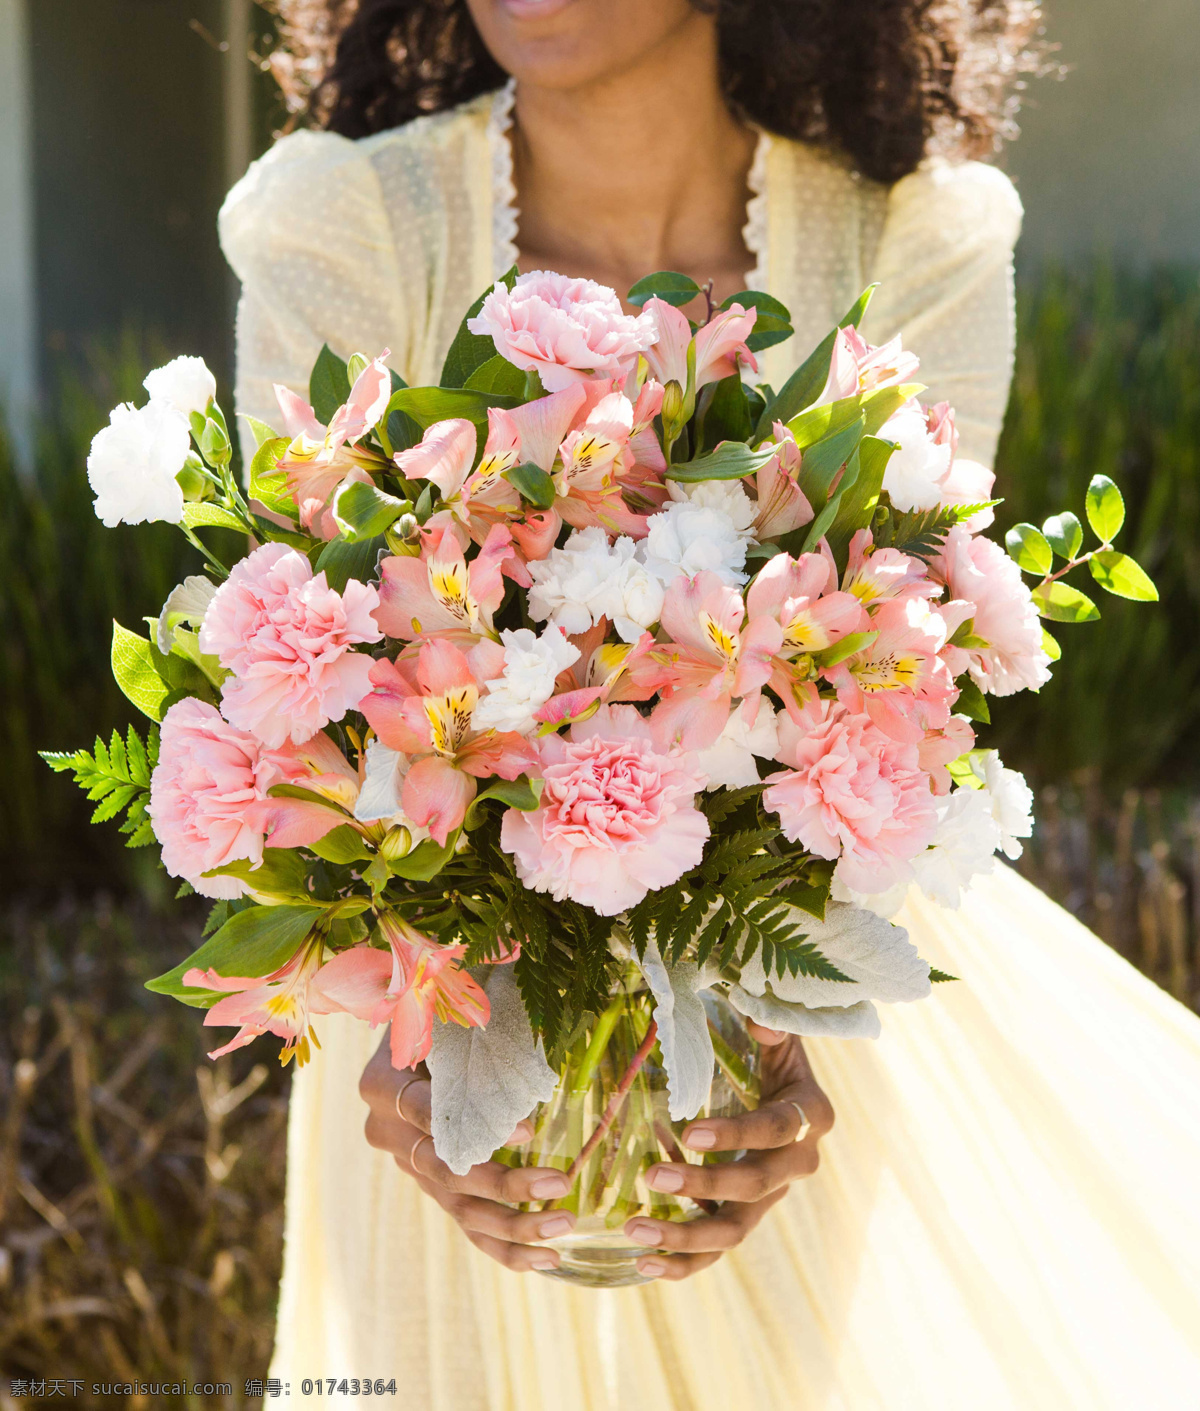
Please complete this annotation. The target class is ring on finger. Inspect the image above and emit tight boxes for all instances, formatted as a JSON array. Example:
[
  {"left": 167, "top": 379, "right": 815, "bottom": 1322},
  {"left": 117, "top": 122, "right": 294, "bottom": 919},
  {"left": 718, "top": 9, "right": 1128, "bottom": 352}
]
[
  {"left": 788, "top": 1101, "right": 811, "bottom": 1143},
  {"left": 409, "top": 1132, "right": 434, "bottom": 1170},
  {"left": 395, "top": 1071, "right": 422, "bottom": 1121}
]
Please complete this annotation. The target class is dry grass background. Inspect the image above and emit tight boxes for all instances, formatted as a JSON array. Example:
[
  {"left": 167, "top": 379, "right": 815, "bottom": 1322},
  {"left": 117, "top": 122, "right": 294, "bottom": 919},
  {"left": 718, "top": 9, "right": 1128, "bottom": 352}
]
[{"left": 3, "top": 264, "right": 1200, "bottom": 1406}]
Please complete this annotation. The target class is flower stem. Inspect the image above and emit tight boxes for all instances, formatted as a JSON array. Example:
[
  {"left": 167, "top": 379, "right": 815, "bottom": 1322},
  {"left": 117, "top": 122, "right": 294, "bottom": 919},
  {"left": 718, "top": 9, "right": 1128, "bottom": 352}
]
[{"left": 566, "top": 1019, "right": 658, "bottom": 1184}]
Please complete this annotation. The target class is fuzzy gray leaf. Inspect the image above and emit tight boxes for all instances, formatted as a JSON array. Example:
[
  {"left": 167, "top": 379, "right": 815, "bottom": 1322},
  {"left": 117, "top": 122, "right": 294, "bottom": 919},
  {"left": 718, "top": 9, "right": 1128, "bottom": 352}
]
[
  {"left": 728, "top": 985, "right": 881, "bottom": 1039},
  {"left": 638, "top": 938, "right": 714, "bottom": 1121},
  {"left": 427, "top": 965, "right": 558, "bottom": 1175},
  {"left": 738, "top": 902, "right": 929, "bottom": 1008}
]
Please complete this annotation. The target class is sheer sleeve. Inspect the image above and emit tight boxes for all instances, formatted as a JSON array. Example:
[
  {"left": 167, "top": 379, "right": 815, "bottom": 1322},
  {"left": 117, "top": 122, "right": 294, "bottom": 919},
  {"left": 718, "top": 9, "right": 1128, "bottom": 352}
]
[
  {"left": 860, "top": 160, "right": 1023, "bottom": 467},
  {"left": 219, "top": 130, "right": 411, "bottom": 459}
]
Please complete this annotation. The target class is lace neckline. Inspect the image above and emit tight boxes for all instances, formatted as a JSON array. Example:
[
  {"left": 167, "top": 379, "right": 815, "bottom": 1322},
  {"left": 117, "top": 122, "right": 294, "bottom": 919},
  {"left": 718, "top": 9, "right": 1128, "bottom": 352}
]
[{"left": 486, "top": 79, "right": 772, "bottom": 290}]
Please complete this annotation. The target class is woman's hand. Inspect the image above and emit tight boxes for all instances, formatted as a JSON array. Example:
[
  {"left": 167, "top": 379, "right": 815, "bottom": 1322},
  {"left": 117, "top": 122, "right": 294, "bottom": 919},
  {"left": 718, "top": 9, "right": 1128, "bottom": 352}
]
[
  {"left": 623, "top": 1021, "right": 834, "bottom": 1281},
  {"left": 358, "top": 1035, "right": 577, "bottom": 1274},
  {"left": 358, "top": 1022, "right": 833, "bottom": 1280}
]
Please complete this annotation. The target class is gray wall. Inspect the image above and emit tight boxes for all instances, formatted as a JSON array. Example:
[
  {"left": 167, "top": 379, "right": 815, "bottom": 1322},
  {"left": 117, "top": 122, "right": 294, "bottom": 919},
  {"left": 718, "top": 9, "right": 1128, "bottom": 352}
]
[{"left": 1007, "top": 0, "right": 1200, "bottom": 265}]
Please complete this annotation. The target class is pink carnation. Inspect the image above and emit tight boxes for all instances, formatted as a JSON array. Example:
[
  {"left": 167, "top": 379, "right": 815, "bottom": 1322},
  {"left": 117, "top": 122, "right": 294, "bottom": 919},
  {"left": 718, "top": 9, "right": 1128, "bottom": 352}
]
[
  {"left": 934, "top": 525, "right": 1052, "bottom": 697},
  {"left": 500, "top": 705, "right": 709, "bottom": 915},
  {"left": 763, "top": 699, "right": 937, "bottom": 895},
  {"left": 148, "top": 699, "right": 280, "bottom": 898},
  {"left": 467, "top": 271, "right": 656, "bottom": 393},
  {"left": 200, "top": 543, "right": 382, "bottom": 747},
  {"left": 148, "top": 699, "right": 351, "bottom": 898}
]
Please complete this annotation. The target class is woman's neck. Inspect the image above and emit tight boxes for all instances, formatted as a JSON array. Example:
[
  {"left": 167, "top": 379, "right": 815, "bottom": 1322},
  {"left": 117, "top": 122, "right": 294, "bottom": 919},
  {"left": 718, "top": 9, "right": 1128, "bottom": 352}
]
[{"left": 510, "top": 22, "right": 758, "bottom": 307}]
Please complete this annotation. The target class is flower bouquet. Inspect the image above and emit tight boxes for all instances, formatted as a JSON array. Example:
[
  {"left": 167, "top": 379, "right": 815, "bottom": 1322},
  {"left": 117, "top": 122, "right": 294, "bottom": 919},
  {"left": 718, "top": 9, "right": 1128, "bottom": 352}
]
[{"left": 47, "top": 269, "right": 1157, "bottom": 1287}]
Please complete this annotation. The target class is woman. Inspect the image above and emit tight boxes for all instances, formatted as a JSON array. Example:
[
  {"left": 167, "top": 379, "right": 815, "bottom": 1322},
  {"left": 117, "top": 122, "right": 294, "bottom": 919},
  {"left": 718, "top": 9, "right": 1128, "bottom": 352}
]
[{"left": 221, "top": 2, "right": 1200, "bottom": 1405}]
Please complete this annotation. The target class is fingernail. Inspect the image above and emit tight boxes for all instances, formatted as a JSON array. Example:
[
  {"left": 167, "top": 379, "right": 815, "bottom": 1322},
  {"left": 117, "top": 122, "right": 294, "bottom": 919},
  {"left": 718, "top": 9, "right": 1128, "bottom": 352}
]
[
  {"left": 529, "top": 1173, "right": 570, "bottom": 1199},
  {"left": 638, "top": 1258, "right": 666, "bottom": 1278},
  {"left": 530, "top": 1257, "right": 557, "bottom": 1271},
  {"left": 627, "top": 1220, "right": 661, "bottom": 1245},
  {"left": 648, "top": 1166, "right": 684, "bottom": 1193},
  {"left": 538, "top": 1214, "right": 573, "bottom": 1239},
  {"left": 685, "top": 1128, "right": 717, "bottom": 1150},
  {"left": 505, "top": 1120, "right": 534, "bottom": 1145}
]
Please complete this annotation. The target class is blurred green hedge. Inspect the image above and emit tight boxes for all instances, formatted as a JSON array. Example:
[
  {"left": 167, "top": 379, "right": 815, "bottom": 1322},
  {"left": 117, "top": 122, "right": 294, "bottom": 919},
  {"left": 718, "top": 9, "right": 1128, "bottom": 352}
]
[{"left": 3, "top": 265, "right": 1199, "bottom": 900}]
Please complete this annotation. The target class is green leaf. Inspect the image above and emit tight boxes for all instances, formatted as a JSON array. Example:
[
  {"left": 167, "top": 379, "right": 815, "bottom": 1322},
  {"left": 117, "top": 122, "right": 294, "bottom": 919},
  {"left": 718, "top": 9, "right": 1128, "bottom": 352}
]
[
  {"left": 241, "top": 415, "right": 280, "bottom": 450},
  {"left": 812, "top": 630, "right": 876, "bottom": 669},
  {"left": 309, "top": 344, "right": 351, "bottom": 424},
  {"left": 928, "top": 968, "right": 959, "bottom": 983},
  {"left": 797, "top": 412, "right": 865, "bottom": 502},
  {"left": 203, "top": 847, "right": 314, "bottom": 903},
  {"left": 666, "top": 441, "right": 779, "bottom": 482},
  {"left": 696, "top": 374, "right": 753, "bottom": 453},
  {"left": 1032, "top": 581, "right": 1101, "bottom": 623},
  {"left": 719, "top": 290, "right": 794, "bottom": 352},
  {"left": 332, "top": 480, "right": 409, "bottom": 542},
  {"left": 1085, "top": 474, "right": 1125, "bottom": 542},
  {"left": 306, "top": 823, "right": 375, "bottom": 864},
  {"left": 440, "top": 266, "right": 519, "bottom": 387},
  {"left": 1042, "top": 511, "right": 1083, "bottom": 560},
  {"left": 1005, "top": 523, "right": 1053, "bottom": 576},
  {"left": 822, "top": 435, "right": 894, "bottom": 560},
  {"left": 181, "top": 502, "right": 245, "bottom": 533},
  {"left": 953, "top": 675, "right": 991, "bottom": 724},
  {"left": 314, "top": 533, "right": 388, "bottom": 594},
  {"left": 754, "top": 285, "right": 878, "bottom": 435},
  {"left": 795, "top": 447, "right": 862, "bottom": 555},
  {"left": 504, "top": 461, "right": 558, "bottom": 509},
  {"left": 111, "top": 621, "right": 171, "bottom": 721},
  {"left": 463, "top": 354, "right": 528, "bottom": 399},
  {"left": 786, "top": 383, "right": 918, "bottom": 452},
  {"left": 463, "top": 776, "right": 544, "bottom": 830},
  {"left": 626, "top": 270, "right": 702, "bottom": 308},
  {"left": 147, "top": 904, "right": 323, "bottom": 1007},
  {"left": 247, "top": 435, "right": 298, "bottom": 521},
  {"left": 384, "top": 386, "right": 516, "bottom": 436},
  {"left": 1041, "top": 627, "right": 1062, "bottom": 662},
  {"left": 1088, "top": 550, "right": 1159, "bottom": 602},
  {"left": 387, "top": 834, "right": 458, "bottom": 881}
]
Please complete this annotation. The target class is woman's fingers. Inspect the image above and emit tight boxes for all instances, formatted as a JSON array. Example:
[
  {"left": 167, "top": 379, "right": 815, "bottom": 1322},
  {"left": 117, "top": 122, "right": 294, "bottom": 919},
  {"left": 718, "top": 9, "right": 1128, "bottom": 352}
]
[
  {"left": 681, "top": 1089, "right": 831, "bottom": 1154},
  {"left": 645, "top": 1134, "right": 820, "bottom": 1203},
  {"left": 407, "top": 1135, "right": 575, "bottom": 1206},
  {"left": 636, "top": 1250, "right": 723, "bottom": 1281},
  {"left": 626, "top": 1186, "right": 787, "bottom": 1257},
  {"left": 437, "top": 1190, "right": 577, "bottom": 1246},
  {"left": 463, "top": 1229, "right": 562, "bottom": 1274}
]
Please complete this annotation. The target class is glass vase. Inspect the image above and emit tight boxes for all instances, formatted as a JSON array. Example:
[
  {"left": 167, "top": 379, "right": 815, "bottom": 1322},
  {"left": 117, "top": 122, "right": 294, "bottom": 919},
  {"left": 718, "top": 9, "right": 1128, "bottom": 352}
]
[{"left": 496, "top": 964, "right": 761, "bottom": 1288}]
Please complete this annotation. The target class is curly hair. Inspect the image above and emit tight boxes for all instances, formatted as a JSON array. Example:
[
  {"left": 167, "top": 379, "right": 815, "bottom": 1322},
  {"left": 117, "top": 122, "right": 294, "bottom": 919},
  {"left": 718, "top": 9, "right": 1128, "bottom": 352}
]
[{"left": 264, "top": 0, "right": 1044, "bottom": 184}]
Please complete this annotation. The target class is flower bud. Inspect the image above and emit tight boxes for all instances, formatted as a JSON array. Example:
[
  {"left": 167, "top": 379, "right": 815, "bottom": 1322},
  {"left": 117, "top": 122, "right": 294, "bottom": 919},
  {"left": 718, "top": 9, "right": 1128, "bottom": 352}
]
[
  {"left": 347, "top": 352, "right": 369, "bottom": 383},
  {"left": 379, "top": 824, "right": 413, "bottom": 862},
  {"left": 175, "top": 453, "right": 209, "bottom": 500},
  {"left": 661, "top": 379, "right": 686, "bottom": 429}
]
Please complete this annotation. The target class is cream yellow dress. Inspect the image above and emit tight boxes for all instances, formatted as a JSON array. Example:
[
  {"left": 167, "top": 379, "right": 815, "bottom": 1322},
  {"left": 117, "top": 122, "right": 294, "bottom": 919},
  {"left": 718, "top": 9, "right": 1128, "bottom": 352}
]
[{"left": 220, "top": 87, "right": 1200, "bottom": 1411}]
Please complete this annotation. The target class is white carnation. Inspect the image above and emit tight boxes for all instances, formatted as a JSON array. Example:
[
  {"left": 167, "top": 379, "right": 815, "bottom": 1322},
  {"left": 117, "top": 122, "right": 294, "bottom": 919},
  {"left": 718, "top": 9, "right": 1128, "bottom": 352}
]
[
  {"left": 87, "top": 400, "right": 190, "bottom": 528},
  {"left": 879, "top": 405, "right": 953, "bottom": 513},
  {"left": 353, "top": 741, "right": 430, "bottom": 844},
  {"left": 527, "top": 527, "right": 664, "bottom": 643},
  {"left": 639, "top": 500, "right": 751, "bottom": 588},
  {"left": 667, "top": 477, "right": 758, "bottom": 532},
  {"left": 972, "top": 750, "right": 1034, "bottom": 859},
  {"left": 696, "top": 702, "right": 779, "bottom": 790},
  {"left": 143, "top": 356, "right": 217, "bottom": 417},
  {"left": 472, "top": 626, "right": 580, "bottom": 735}
]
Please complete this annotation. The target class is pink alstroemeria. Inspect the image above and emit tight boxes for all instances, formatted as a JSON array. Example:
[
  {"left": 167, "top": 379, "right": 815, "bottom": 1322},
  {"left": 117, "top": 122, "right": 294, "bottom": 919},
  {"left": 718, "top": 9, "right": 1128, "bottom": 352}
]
[
  {"left": 642, "top": 299, "right": 759, "bottom": 393},
  {"left": 822, "top": 595, "right": 958, "bottom": 744},
  {"left": 841, "top": 529, "right": 941, "bottom": 607},
  {"left": 745, "top": 551, "right": 868, "bottom": 713},
  {"left": 628, "top": 570, "right": 782, "bottom": 749},
  {"left": 533, "top": 624, "right": 656, "bottom": 732},
  {"left": 374, "top": 521, "right": 513, "bottom": 645},
  {"left": 359, "top": 639, "right": 539, "bottom": 844},
  {"left": 185, "top": 936, "right": 337, "bottom": 1065},
  {"left": 746, "top": 423, "right": 814, "bottom": 539},
  {"left": 312, "top": 912, "right": 490, "bottom": 1070},
  {"left": 816, "top": 326, "right": 921, "bottom": 406},
  {"left": 272, "top": 352, "right": 393, "bottom": 539}
]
